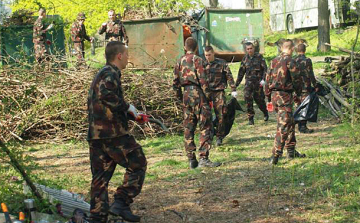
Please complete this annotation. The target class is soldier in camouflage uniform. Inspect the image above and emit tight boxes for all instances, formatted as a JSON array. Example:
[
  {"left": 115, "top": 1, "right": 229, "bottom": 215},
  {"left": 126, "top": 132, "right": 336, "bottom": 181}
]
[
  {"left": 87, "top": 42, "right": 147, "bottom": 223},
  {"left": 265, "top": 39, "right": 306, "bottom": 165},
  {"left": 33, "top": 8, "right": 53, "bottom": 63},
  {"left": 71, "top": 13, "right": 93, "bottom": 67},
  {"left": 204, "top": 45, "right": 237, "bottom": 146},
  {"left": 294, "top": 43, "right": 318, "bottom": 133},
  {"left": 173, "top": 37, "right": 220, "bottom": 168},
  {"left": 236, "top": 42, "right": 269, "bottom": 125},
  {"left": 99, "top": 10, "right": 129, "bottom": 44}
]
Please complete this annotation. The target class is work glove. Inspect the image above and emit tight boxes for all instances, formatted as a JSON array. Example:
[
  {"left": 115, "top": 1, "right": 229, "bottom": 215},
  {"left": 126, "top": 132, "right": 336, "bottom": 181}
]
[
  {"left": 46, "top": 23, "right": 54, "bottom": 31},
  {"left": 135, "top": 113, "right": 150, "bottom": 124},
  {"left": 259, "top": 80, "right": 265, "bottom": 88},
  {"left": 209, "top": 101, "right": 213, "bottom": 109},
  {"left": 127, "top": 104, "right": 138, "bottom": 118},
  {"left": 231, "top": 91, "right": 238, "bottom": 98}
]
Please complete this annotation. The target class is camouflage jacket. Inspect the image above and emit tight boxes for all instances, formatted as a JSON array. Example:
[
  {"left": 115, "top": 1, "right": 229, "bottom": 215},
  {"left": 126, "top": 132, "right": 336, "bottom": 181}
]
[
  {"left": 264, "top": 52, "right": 303, "bottom": 97},
  {"left": 236, "top": 53, "right": 267, "bottom": 86},
  {"left": 173, "top": 52, "right": 211, "bottom": 101},
  {"left": 294, "top": 54, "right": 317, "bottom": 92},
  {"left": 33, "top": 17, "right": 47, "bottom": 44},
  {"left": 87, "top": 64, "right": 130, "bottom": 140},
  {"left": 71, "top": 21, "right": 90, "bottom": 42},
  {"left": 99, "top": 20, "right": 129, "bottom": 44},
  {"left": 205, "top": 58, "right": 236, "bottom": 91}
]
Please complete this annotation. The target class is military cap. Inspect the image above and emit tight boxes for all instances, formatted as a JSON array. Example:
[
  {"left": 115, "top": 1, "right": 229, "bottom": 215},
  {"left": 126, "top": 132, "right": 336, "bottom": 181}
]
[{"left": 77, "top": 12, "right": 86, "bottom": 20}]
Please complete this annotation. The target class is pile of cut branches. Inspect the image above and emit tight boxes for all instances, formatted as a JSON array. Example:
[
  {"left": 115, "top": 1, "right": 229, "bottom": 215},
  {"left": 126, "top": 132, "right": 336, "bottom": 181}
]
[{"left": 0, "top": 59, "right": 182, "bottom": 143}]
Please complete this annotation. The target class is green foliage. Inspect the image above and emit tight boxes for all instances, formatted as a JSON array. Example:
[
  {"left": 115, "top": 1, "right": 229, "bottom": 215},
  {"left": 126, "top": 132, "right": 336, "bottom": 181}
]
[{"left": 10, "top": 0, "right": 202, "bottom": 37}]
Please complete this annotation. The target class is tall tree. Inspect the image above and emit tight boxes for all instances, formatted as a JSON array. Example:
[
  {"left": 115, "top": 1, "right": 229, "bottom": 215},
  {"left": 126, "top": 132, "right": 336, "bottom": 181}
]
[
  {"left": 246, "top": 0, "right": 254, "bottom": 9},
  {"left": 318, "top": 0, "right": 331, "bottom": 52}
]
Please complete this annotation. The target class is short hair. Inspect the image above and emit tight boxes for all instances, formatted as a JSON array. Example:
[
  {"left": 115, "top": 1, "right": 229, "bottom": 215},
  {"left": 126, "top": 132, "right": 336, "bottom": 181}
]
[
  {"left": 245, "top": 42, "right": 254, "bottom": 47},
  {"left": 105, "top": 41, "right": 127, "bottom": 63},
  {"left": 282, "top": 39, "right": 294, "bottom": 50},
  {"left": 297, "top": 43, "right": 306, "bottom": 53},
  {"left": 108, "top": 9, "right": 115, "bottom": 14},
  {"left": 185, "top": 37, "right": 197, "bottom": 52},
  {"left": 204, "top": 45, "right": 214, "bottom": 52},
  {"left": 39, "top": 8, "right": 46, "bottom": 14}
]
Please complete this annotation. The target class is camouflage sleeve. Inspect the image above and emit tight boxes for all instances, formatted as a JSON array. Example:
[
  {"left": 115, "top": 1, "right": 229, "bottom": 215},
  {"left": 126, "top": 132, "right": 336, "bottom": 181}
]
[
  {"left": 121, "top": 24, "right": 129, "bottom": 44},
  {"left": 289, "top": 59, "right": 303, "bottom": 96},
  {"left": 264, "top": 61, "right": 272, "bottom": 98},
  {"left": 98, "top": 23, "right": 106, "bottom": 35},
  {"left": 195, "top": 57, "right": 211, "bottom": 100},
  {"left": 99, "top": 73, "right": 129, "bottom": 112},
  {"left": 173, "top": 60, "right": 182, "bottom": 100},
  {"left": 307, "top": 58, "right": 317, "bottom": 87},
  {"left": 224, "top": 62, "right": 236, "bottom": 91},
  {"left": 236, "top": 58, "right": 246, "bottom": 87},
  {"left": 70, "top": 24, "right": 78, "bottom": 41},
  {"left": 260, "top": 55, "right": 268, "bottom": 80}
]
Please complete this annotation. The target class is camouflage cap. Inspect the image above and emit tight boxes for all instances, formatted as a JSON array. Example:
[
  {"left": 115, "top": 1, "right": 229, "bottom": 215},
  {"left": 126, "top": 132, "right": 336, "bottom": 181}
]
[{"left": 77, "top": 12, "right": 86, "bottom": 20}]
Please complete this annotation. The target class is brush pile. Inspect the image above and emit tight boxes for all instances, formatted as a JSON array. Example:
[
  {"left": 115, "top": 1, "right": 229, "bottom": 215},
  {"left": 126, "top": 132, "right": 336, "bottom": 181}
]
[{"left": 0, "top": 59, "right": 182, "bottom": 143}]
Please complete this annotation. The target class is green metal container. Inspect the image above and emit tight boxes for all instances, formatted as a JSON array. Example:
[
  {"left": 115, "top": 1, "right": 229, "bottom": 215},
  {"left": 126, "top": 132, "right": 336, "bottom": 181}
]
[
  {"left": 195, "top": 8, "right": 265, "bottom": 62},
  {"left": 0, "top": 16, "right": 66, "bottom": 65},
  {"left": 123, "top": 17, "right": 184, "bottom": 68}
]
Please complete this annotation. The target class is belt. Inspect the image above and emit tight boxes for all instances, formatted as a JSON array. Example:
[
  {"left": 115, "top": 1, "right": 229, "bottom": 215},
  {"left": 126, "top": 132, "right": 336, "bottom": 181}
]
[
  {"left": 271, "top": 89, "right": 293, "bottom": 93},
  {"left": 183, "top": 85, "right": 199, "bottom": 90}
]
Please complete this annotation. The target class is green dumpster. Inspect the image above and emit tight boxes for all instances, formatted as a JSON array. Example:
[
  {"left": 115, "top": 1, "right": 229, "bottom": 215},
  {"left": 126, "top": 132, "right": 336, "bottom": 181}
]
[
  {"left": 0, "top": 15, "right": 66, "bottom": 65},
  {"left": 123, "top": 17, "right": 184, "bottom": 68},
  {"left": 195, "top": 8, "right": 265, "bottom": 62}
]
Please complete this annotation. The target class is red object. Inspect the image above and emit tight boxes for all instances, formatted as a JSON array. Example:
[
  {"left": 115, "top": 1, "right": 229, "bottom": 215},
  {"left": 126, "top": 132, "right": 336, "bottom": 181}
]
[
  {"left": 209, "top": 101, "right": 213, "bottom": 109},
  {"left": 136, "top": 114, "right": 150, "bottom": 124},
  {"left": 46, "top": 40, "right": 52, "bottom": 45},
  {"left": 267, "top": 102, "right": 273, "bottom": 112}
]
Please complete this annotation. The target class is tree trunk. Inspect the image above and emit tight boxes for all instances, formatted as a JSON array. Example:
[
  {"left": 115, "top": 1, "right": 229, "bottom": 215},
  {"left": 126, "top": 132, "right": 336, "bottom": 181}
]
[
  {"left": 318, "top": 0, "right": 331, "bottom": 52},
  {"left": 246, "top": 0, "right": 255, "bottom": 9},
  {"left": 209, "top": 0, "right": 218, "bottom": 8}
]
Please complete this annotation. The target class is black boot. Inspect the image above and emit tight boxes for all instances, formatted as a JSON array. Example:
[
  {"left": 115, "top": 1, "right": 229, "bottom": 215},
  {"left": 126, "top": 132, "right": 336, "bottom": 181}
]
[
  {"left": 264, "top": 111, "right": 269, "bottom": 121},
  {"left": 189, "top": 157, "right": 198, "bottom": 169},
  {"left": 248, "top": 117, "right": 254, "bottom": 125},
  {"left": 88, "top": 216, "right": 107, "bottom": 223},
  {"left": 270, "top": 155, "right": 279, "bottom": 165},
  {"left": 198, "top": 158, "right": 221, "bottom": 167},
  {"left": 287, "top": 150, "right": 306, "bottom": 159},
  {"left": 109, "top": 199, "right": 141, "bottom": 222}
]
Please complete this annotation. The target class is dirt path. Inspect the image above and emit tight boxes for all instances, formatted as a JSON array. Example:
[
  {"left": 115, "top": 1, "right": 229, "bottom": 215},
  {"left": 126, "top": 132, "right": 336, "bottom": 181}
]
[{"left": 27, "top": 109, "right": 341, "bottom": 222}]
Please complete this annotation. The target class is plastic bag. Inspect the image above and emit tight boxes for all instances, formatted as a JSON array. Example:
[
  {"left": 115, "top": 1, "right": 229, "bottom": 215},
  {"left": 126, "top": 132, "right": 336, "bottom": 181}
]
[{"left": 293, "top": 91, "right": 320, "bottom": 122}]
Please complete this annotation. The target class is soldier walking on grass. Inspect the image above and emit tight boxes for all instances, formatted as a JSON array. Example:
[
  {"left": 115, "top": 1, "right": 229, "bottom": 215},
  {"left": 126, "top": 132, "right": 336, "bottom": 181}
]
[
  {"left": 33, "top": 8, "right": 53, "bottom": 64},
  {"left": 173, "top": 37, "right": 220, "bottom": 169},
  {"left": 99, "top": 9, "right": 129, "bottom": 44},
  {"left": 204, "top": 45, "right": 237, "bottom": 146},
  {"left": 71, "top": 13, "right": 93, "bottom": 68},
  {"left": 265, "top": 39, "right": 306, "bottom": 165},
  {"left": 236, "top": 42, "right": 269, "bottom": 125},
  {"left": 87, "top": 41, "right": 147, "bottom": 222},
  {"left": 294, "top": 43, "right": 318, "bottom": 133}
]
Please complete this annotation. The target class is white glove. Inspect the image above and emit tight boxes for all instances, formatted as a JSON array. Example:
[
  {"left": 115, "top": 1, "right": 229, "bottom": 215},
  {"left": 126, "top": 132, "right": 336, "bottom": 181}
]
[
  {"left": 102, "top": 22, "right": 107, "bottom": 27},
  {"left": 46, "top": 23, "right": 54, "bottom": 30},
  {"left": 127, "top": 104, "right": 138, "bottom": 118},
  {"left": 260, "top": 80, "right": 266, "bottom": 87},
  {"left": 231, "top": 91, "right": 238, "bottom": 98}
]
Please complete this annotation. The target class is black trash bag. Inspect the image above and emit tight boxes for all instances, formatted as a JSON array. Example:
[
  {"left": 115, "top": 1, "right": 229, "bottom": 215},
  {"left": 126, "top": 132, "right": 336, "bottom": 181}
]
[
  {"left": 294, "top": 91, "right": 320, "bottom": 123},
  {"left": 212, "top": 98, "right": 244, "bottom": 138}
]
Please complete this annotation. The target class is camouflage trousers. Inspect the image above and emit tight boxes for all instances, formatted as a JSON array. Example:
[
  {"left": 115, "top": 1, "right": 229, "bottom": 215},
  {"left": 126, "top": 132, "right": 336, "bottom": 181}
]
[
  {"left": 244, "top": 81, "right": 267, "bottom": 118},
  {"left": 271, "top": 91, "right": 297, "bottom": 157},
  {"left": 183, "top": 86, "right": 213, "bottom": 160},
  {"left": 88, "top": 135, "right": 147, "bottom": 221},
  {"left": 34, "top": 42, "right": 48, "bottom": 63},
  {"left": 210, "top": 90, "right": 226, "bottom": 139},
  {"left": 74, "top": 42, "right": 86, "bottom": 66}
]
